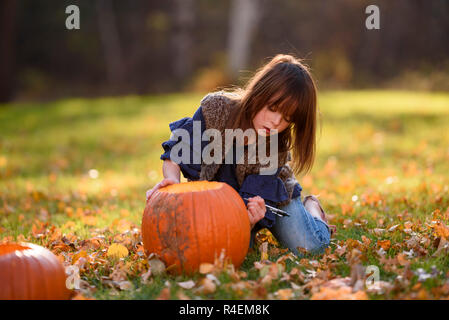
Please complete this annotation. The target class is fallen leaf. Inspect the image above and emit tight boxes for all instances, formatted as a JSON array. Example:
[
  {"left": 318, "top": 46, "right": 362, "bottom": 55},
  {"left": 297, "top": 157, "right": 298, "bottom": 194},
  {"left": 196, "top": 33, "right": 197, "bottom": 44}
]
[
  {"left": 206, "top": 274, "right": 221, "bottom": 285},
  {"left": 195, "top": 277, "right": 216, "bottom": 294},
  {"left": 365, "top": 281, "right": 393, "bottom": 295},
  {"left": 276, "top": 288, "right": 293, "bottom": 300},
  {"left": 156, "top": 287, "right": 171, "bottom": 300},
  {"left": 396, "top": 253, "right": 410, "bottom": 266},
  {"left": 177, "top": 280, "right": 196, "bottom": 289},
  {"left": 259, "top": 242, "right": 268, "bottom": 261},
  {"left": 72, "top": 250, "right": 88, "bottom": 265},
  {"left": 110, "top": 264, "right": 128, "bottom": 282},
  {"left": 388, "top": 224, "right": 400, "bottom": 232},
  {"left": 260, "top": 274, "right": 273, "bottom": 286},
  {"left": 432, "top": 237, "right": 449, "bottom": 257},
  {"left": 199, "top": 262, "right": 215, "bottom": 274},
  {"left": 377, "top": 239, "right": 391, "bottom": 250},
  {"left": 311, "top": 286, "right": 368, "bottom": 300},
  {"left": 373, "top": 228, "right": 385, "bottom": 236},
  {"left": 176, "top": 290, "right": 191, "bottom": 300},
  {"left": 361, "top": 235, "right": 371, "bottom": 246},
  {"left": 141, "top": 269, "right": 152, "bottom": 284},
  {"left": 434, "top": 222, "right": 449, "bottom": 240},
  {"left": 404, "top": 221, "right": 413, "bottom": 230},
  {"left": 118, "top": 281, "right": 134, "bottom": 291},
  {"left": 107, "top": 243, "right": 129, "bottom": 259},
  {"left": 148, "top": 258, "right": 166, "bottom": 275}
]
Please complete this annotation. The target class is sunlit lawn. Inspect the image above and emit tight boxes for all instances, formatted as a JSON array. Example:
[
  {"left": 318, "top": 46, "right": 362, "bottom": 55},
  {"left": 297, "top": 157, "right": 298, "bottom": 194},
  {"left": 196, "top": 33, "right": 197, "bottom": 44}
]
[{"left": 1, "top": 90, "right": 449, "bottom": 299}]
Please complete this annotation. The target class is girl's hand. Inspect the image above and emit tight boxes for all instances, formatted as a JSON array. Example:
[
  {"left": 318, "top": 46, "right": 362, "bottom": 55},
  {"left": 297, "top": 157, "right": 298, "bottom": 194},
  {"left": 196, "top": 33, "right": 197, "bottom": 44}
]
[
  {"left": 246, "top": 196, "right": 266, "bottom": 229},
  {"left": 146, "top": 178, "right": 179, "bottom": 202}
]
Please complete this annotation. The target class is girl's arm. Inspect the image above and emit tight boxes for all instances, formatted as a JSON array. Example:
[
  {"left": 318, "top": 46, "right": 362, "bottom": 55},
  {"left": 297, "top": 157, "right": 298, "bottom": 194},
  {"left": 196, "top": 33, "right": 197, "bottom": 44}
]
[
  {"left": 146, "top": 160, "right": 181, "bottom": 201},
  {"left": 162, "top": 159, "right": 181, "bottom": 182}
]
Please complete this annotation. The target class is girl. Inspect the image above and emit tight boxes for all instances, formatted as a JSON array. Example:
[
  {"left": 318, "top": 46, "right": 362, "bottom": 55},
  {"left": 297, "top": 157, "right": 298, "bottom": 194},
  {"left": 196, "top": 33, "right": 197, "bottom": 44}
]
[{"left": 146, "top": 54, "right": 335, "bottom": 256}]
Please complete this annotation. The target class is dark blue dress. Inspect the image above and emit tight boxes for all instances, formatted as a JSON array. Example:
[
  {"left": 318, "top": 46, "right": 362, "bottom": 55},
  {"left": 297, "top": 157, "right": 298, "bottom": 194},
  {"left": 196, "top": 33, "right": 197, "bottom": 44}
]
[{"left": 160, "top": 106, "right": 302, "bottom": 231}]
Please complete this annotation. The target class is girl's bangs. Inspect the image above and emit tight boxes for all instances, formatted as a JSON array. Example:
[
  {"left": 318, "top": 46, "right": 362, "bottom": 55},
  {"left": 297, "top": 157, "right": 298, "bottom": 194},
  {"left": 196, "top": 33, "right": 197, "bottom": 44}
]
[{"left": 269, "top": 90, "right": 301, "bottom": 121}]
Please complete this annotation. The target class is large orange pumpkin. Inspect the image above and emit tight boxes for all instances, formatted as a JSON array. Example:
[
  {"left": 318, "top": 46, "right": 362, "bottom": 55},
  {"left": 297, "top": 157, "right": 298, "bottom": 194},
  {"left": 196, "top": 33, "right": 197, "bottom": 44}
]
[
  {"left": 142, "top": 181, "right": 250, "bottom": 274},
  {"left": 0, "top": 242, "right": 72, "bottom": 300}
]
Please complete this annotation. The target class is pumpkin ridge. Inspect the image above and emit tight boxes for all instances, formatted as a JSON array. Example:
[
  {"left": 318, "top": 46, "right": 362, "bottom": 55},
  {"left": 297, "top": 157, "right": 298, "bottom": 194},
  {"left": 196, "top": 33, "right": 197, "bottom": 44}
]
[
  {"left": 216, "top": 189, "right": 231, "bottom": 262},
  {"left": 228, "top": 188, "right": 250, "bottom": 258},
  {"left": 23, "top": 250, "right": 33, "bottom": 300},
  {"left": 191, "top": 192, "right": 201, "bottom": 271},
  {"left": 41, "top": 246, "right": 68, "bottom": 298},
  {"left": 36, "top": 248, "right": 52, "bottom": 299},
  {"left": 154, "top": 192, "right": 162, "bottom": 258},
  {"left": 173, "top": 194, "right": 184, "bottom": 273},
  {"left": 227, "top": 191, "right": 245, "bottom": 249},
  {"left": 27, "top": 253, "right": 44, "bottom": 299},
  {"left": 13, "top": 250, "right": 27, "bottom": 299},
  {"left": 0, "top": 250, "right": 13, "bottom": 298},
  {"left": 207, "top": 188, "right": 218, "bottom": 264}
]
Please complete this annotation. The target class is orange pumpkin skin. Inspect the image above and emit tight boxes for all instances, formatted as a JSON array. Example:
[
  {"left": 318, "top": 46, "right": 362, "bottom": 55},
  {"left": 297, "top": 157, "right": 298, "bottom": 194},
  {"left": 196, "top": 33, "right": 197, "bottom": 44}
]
[
  {"left": 142, "top": 181, "right": 251, "bottom": 274},
  {"left": 0, "top": 242, "right": 72, "bottom": 300}
]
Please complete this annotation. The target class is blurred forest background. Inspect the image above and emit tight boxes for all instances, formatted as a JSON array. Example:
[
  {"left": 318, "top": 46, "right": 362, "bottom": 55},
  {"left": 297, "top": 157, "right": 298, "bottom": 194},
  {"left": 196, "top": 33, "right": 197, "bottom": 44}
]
[{"left": 1, "top": 0, "right": 449, "bottom": 103}]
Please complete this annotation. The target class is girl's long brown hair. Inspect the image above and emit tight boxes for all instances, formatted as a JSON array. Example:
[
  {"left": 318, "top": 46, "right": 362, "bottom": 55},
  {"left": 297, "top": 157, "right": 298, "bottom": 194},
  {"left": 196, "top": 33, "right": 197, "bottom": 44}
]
[{"left": 219, "top": 53, "right": 320, "bottom": 177}]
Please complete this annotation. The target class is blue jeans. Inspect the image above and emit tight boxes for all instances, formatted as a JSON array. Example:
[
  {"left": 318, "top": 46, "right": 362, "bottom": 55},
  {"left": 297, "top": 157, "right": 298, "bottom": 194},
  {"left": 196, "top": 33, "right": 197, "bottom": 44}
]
[{"left": 250, "top": 196, "right": 331, "bottom": 256}]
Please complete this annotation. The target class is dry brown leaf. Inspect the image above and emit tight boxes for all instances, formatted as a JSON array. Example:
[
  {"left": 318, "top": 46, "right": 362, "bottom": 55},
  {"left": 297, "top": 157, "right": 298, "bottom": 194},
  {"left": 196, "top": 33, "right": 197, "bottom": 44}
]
[
  {"left": 377, "top": 239, "right": 391, "bottom": 250},
  {"left": 176, "top": 290, "right": 191, "bottom": 300},
  {"left": 199, "top": 262, "right": 215, "bottom": 274},
  {"left": 118, "top": 281, "right": 134, "bottom": 291},
  {"left": 432, "top": 237, "right": 449, "bottom": 257},
  {"left": 259, "top": 242, "right": 268, "bottom": 261},
  {"left": 373, "top": 228, "right": 385, "bottom": 236},
  {"left": 350, "top": 263, "right": 365, "bottom": 292},
  {"left": 148, "top": 258, "right": 165, "bottom": 275},
  {"left": 110, "top": 266, "right": 128, "bottom": 282},
  {"left": 260, "top": 274, "right": 273, "bottom": 286},
  {"left": 404, "top": 221, "right": 413, "bottom": 229},
  {"left": 276, "top": 288, "right": 293, "bottom": 300},
  {"left": 195, "top": 277, "right": 216, "bottom": 294},
  {"left": 141, "top": 269, "right": 152, "bottom": 284},
  {"left": 396, "top": 253, "right": 410, "bottom": 266},
  {"left": 156, "top": 287, "right": 171, "bottom": 300},
  {"left": 388, "top": 224, "right": 400, "bottom": 232},
  {"left": 361, "top": 235, "right": 371, "bottom": 246},
  {"left": 434, "top": 222, "right": 449, "bottom": 240},
  {"left": 107, "top": 243, "right": 128, "bottom": 259},
  {"left": 311, "top": 286, "right": 368, "bottom": 300},
  {"left": 72, "top": 250, "right": 88, "bottom": 265},
  {"left": 177, "top": 280, "right": 196, "bottom": 290}
]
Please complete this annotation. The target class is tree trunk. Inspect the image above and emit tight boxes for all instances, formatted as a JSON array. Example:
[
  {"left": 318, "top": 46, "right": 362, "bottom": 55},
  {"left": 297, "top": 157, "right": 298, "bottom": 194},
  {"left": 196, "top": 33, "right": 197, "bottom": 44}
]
[
  {"left": 96, "top": 0, "right": 125, "bottom": 88},
  {"left": 171, "top": 0, "right": 195, "bottom": 84},
  {"left": 0, "top": 0, "right": 17, "bottom": 103},
  {"left": 227, "top": 0, "right": 261, "bottom": 79}
]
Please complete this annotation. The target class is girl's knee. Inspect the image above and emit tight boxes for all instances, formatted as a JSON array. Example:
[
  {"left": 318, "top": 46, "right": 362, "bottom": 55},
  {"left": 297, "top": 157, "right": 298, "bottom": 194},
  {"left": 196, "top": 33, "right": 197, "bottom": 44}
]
[
  {"left": 296, "top": 227, "right": 330, "bottom": 255},
  {"left": 309, "top": 228, "right": 331, "bottom": 253}
]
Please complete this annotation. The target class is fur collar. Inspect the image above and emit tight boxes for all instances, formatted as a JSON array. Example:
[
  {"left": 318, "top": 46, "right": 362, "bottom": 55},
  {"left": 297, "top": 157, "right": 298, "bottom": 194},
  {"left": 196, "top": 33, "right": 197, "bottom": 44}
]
[{"left": 197, "top": 91, "right": 299, "bottom": 207}]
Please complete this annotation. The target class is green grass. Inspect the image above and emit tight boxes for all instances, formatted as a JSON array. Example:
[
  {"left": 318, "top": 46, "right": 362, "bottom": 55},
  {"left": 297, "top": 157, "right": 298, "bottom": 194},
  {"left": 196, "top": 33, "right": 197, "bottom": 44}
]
[{"left": 1, "top": 90, "right": 449, "bottom": 300}]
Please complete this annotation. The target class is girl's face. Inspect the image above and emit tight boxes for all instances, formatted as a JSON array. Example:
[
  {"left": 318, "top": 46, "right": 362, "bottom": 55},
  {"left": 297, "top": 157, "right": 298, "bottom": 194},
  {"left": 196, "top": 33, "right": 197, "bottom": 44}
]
[{"left": 252, "top": 97, "right": 292, "bottom": 136}]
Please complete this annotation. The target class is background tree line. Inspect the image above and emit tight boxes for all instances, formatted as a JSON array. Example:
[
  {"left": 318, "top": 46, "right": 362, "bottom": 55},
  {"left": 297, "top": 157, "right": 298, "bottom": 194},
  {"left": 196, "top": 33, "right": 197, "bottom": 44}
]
[{"left": 1, "top": 0, "right": 448, "bottom": 103}]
